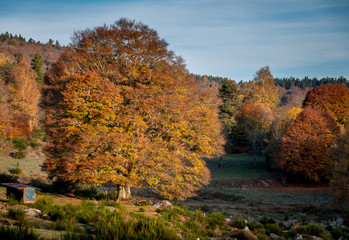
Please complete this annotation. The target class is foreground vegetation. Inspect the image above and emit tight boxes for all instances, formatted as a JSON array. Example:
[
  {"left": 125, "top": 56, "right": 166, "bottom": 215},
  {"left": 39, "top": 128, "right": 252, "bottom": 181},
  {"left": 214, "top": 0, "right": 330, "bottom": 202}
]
[{"left": 0, "top": 154, "right": 348, "bottom": 239}]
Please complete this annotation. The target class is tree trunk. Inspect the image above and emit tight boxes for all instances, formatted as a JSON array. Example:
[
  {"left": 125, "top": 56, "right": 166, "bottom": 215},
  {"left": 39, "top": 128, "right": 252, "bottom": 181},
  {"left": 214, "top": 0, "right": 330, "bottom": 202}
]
[
  {"left": 252, "top": 141, "right": 257, "bottom": 169},
  {"left": 220, "top": 156, "right": 223, "bottom": 168},
  {"left": 281, "top": 172, "right": 287, "bottom": 187},
  {"left": 116, "top": 184, "right": 131, "bottom": 202}
]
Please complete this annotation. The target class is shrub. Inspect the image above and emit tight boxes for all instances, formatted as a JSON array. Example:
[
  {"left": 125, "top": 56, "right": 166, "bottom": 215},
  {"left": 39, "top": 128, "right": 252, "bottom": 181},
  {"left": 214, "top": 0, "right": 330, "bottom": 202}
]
[
  {"left": 291, "top": 224, "right": 330, "bottom": 240},
  {"left": 48, "top": 205, "right": 66, "bottom": 221},
  {"left": 7, "top": 208, "right": 25, "bottom": 221},
  {"left": 10, "top": 163, "right": 22, "bottom": 174},
  {"left": 257, "top": 233, "right": 268, "bottom": 240},
  {"left": 207, "top": 212, "right": 226, "bottom": 228},
  {"left": 247, "top": 221, "right": 264, "bottom": 231},
  {"left": 29, "top": 140, "right": 40, "bottom": 149},
  {"left": 29, "top": 197, "right": 54, "bottom": 213},
  {"left": 331, "top": 227, "right": 349, "bottom": 240},
  {"left": 231, "top": 217, "right": 247, "bottom": 229},
  {"left": 12, "top": 150, "right": 25, "bottom": 159},
  {"left": 0, "top": 226, "right": 43, "bottom": 240},
  {"left": 7, "top": 194, "right": 23, "bottom": 205},
  {"left": 95, "top": 211, "right": 180, "bottom": 240},
  {"left": 12, "top": 137, "right": 28, "bottom": 150},
  {"left": 265, "top": 223, "right": 283, "bottom": 236}
]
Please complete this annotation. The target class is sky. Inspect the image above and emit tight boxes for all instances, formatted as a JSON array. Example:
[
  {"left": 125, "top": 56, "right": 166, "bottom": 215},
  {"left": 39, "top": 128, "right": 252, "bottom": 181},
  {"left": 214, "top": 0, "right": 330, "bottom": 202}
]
[{"left": 0, "top": 0, "right": 348, "bottom": 81}]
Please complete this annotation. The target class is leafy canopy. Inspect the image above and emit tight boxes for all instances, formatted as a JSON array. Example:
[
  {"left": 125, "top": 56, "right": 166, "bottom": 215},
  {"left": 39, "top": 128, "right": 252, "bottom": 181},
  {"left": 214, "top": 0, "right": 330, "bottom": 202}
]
[
  {"left": 275, "top": 108, "right": 339, "bottom": 182},
  {"left": 43, "top": 18, "right": 224, "bottom": 200}
]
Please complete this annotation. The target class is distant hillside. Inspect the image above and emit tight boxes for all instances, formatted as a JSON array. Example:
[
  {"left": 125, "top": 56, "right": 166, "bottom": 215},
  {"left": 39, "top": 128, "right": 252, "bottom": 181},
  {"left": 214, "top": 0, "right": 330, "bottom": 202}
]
[{"left": 0, "top": 32, "right": 65, "bottom": 72}]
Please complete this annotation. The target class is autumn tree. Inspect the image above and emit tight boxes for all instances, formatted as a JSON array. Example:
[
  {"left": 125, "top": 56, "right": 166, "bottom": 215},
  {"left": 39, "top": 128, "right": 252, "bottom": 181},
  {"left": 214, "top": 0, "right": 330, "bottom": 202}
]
[
  {"left": 275, "top": 108, "right": 339, "bottom": 183},
  {"left": 330, "top": 124, "right": 349, "bottom": 206},
  {"left": 0, "top": 54, "right": 40, "bottom": 138},
  {"left": 244, "top": 66, "right": 280, "bottom": 111},
  {"left": 236, "top": 101, "right": 272, "bottom": 167},
  {"left": 43, "top": 19, "right": 224, "bottom": 201},
  {"left": 7, "top": 61, "right": 40, "bottom": 135},
  {"left": 303, "top": 84, "right": 349, "bottom": 126}
]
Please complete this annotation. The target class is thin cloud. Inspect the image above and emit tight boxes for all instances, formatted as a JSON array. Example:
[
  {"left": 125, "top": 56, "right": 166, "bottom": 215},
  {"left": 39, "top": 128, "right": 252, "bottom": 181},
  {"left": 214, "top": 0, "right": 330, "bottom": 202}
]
[{"left": 0, "top": 0, "right": 348, "bottom": 81}]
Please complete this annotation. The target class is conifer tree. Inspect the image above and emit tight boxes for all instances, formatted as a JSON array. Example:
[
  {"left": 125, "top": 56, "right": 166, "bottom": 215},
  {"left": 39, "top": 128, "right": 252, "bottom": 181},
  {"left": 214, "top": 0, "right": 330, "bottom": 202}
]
[{"left": 31, "top": 53, "right": 44, "bottom": 86}]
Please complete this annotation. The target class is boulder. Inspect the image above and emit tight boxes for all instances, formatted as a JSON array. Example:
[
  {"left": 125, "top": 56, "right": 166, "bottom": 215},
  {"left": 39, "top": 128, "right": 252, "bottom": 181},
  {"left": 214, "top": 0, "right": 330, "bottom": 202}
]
[
  {"left": 269, "top": 233, "right": 284, "bottom": 240},
  {"left": 25, "top": 208, "right": 42, "bottom": 217},
  {"left": 295, "top": 234, "right": 322, "bottom": 240}
]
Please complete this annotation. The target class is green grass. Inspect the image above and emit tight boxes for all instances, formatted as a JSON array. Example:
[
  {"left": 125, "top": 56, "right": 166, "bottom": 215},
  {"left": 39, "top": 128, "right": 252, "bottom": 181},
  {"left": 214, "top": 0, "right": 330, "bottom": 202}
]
[{"left": 185, "top": 154, "right": 343, "bottom": 224}]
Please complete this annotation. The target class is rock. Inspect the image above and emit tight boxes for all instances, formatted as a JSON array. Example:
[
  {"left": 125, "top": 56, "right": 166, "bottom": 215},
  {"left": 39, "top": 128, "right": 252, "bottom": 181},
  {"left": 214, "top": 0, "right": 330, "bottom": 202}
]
[
  {"left": 136, "top": 200, "right": 152, "bottom": 206},
  {"left": 1, "top": 219, "right": 11, "bottom": 225},
  {"left": 152, "top": 200, "right": 172, "bottom": 209},
  {"left": 161, "top": 200, "right": 172, "bottom": 207},
  {"left": 224, "top": 230, "right": 258, "bottom": 240},
  {"left": 105, "top": 206, "right": 116, "bottom": 212},
  {"left": 260, "top": 180, "right": 270, "bottom": 187},
  {"left": 25, "top": 208, "right": 42, "bottom": 217},
  {"left": 295, "top": 234, "right": 322, "bottom": 240},
  {"left": 269, "top": 233, "right": 283, "bottom": 240},
  {"left": 283, "top": 219, "right": 297, "bottom": 229},
  {"left": 328, "top": 217, "right": 343, "bottom": 229}
]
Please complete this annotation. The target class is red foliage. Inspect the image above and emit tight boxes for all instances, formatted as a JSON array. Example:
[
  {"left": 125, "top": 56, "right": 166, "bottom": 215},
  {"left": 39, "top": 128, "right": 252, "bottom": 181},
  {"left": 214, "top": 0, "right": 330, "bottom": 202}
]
[
  {"left": 275, "top": 107, "right": 340, "bottom": 182},
  {"left": 303, "top": 84, "right": 349, "bottom": 125}
]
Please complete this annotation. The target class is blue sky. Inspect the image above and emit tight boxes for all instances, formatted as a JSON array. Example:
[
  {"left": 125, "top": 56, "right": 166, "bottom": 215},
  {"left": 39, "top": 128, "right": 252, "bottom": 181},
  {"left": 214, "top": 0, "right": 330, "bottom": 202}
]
[{"left": 1, "top": 0, "right": 348, "bottom": 81}]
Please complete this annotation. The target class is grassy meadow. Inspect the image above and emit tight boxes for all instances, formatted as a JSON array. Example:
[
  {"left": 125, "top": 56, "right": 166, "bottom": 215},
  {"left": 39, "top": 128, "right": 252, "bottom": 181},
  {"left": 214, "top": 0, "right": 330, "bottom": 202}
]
[
  {"left": 0, "top": 150, "right": 348, "bottom": 239},
  {"left": 184, "top": 154, "right": 344, "bottom": 225}
]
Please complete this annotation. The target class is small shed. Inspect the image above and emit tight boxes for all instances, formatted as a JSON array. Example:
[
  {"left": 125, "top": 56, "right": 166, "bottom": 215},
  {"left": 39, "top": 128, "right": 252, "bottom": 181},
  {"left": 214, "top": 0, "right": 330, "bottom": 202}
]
[{"left": 1, "top": 183, "right": 40, "bottom": 203}]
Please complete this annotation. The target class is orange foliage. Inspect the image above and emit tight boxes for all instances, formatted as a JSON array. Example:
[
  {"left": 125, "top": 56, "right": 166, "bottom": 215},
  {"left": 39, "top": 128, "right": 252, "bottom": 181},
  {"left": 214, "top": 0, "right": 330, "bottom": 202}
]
[
  {"left": 0, "top": 56, "right": 40, "bottom": 138},
  {"left": 303, "top": 84, "right": 349, "bottom": 125},
  {"left": 43, "top": 19, "right": 224, "bottom": 200},
  {"left": 275, "top": 108, "right": 340, "bottom": 182}
]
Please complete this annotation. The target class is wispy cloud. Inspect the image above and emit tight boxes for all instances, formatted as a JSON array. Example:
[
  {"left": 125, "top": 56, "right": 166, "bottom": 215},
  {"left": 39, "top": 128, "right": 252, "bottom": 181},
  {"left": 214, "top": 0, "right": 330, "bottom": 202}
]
[{"left": 0, "top": 0, "right": 348, "bottom": 80}]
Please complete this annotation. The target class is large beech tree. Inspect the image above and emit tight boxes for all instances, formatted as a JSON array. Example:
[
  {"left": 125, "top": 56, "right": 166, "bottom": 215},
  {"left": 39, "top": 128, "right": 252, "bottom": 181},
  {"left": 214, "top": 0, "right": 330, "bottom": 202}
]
[
  {"left": 43, "top": 19, "right": 224, "bottom": 201},
  {"left": 275, "top": 108, "right": 339, "bottom": 182},
  {"left": 303, "top": 84, "right": 349, "bottom": 126}
]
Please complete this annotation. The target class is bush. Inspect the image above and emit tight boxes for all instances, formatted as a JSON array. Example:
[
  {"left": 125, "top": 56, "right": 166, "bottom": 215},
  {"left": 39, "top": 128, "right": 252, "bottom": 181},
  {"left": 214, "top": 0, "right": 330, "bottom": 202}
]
[
  {"left": 257, "top": 233, "right": 268, "bottom": 240},
  {"left": 231, "top": 217, "right": 247, "bottom": 229},
  {"left": 0, "top": 226, "right": 43, "bottom": 240},
  {"left": 48, "top": 205, "right": 66, "bottom": 221},
  {"left": 29, "top": 140, "right": 40, "bottom": 149},
  {"left": 12, "top": 150, "right": 25, "bottom": 159},
  {"left": 331, "top": 227, "right": 349, "bottom": 240},
  {"left": 7, "top": 194, "right": 23, "bottom": 205},
  {"left": 94, "top": 212, "right": 180, "bottom": 240},
  {"left": 30, "top": 129, "right": 45, "bottom": 141},
  {"left": 10, "top": 163, "right": 22, "bottom": 174},
  {"left": 12, "top": 137, "right": 28, "bottom": 150},
  {"left": 7, "top": 208, "right": 25, "bottom": 221},
  {"left": 207, "top": 212, "right": 226, "bottom": 228},
  {"left": 247, "top": 221, "right": 264, "bottom": 231},
  {"left": 291, "top": 224, "right": 330, "bottom": 240},
  {"left": 265, "top": 223, "right": 283, "bottom": 236},
  {"left": 29, "top": 197, "right": 54, "bottom": 213}
]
